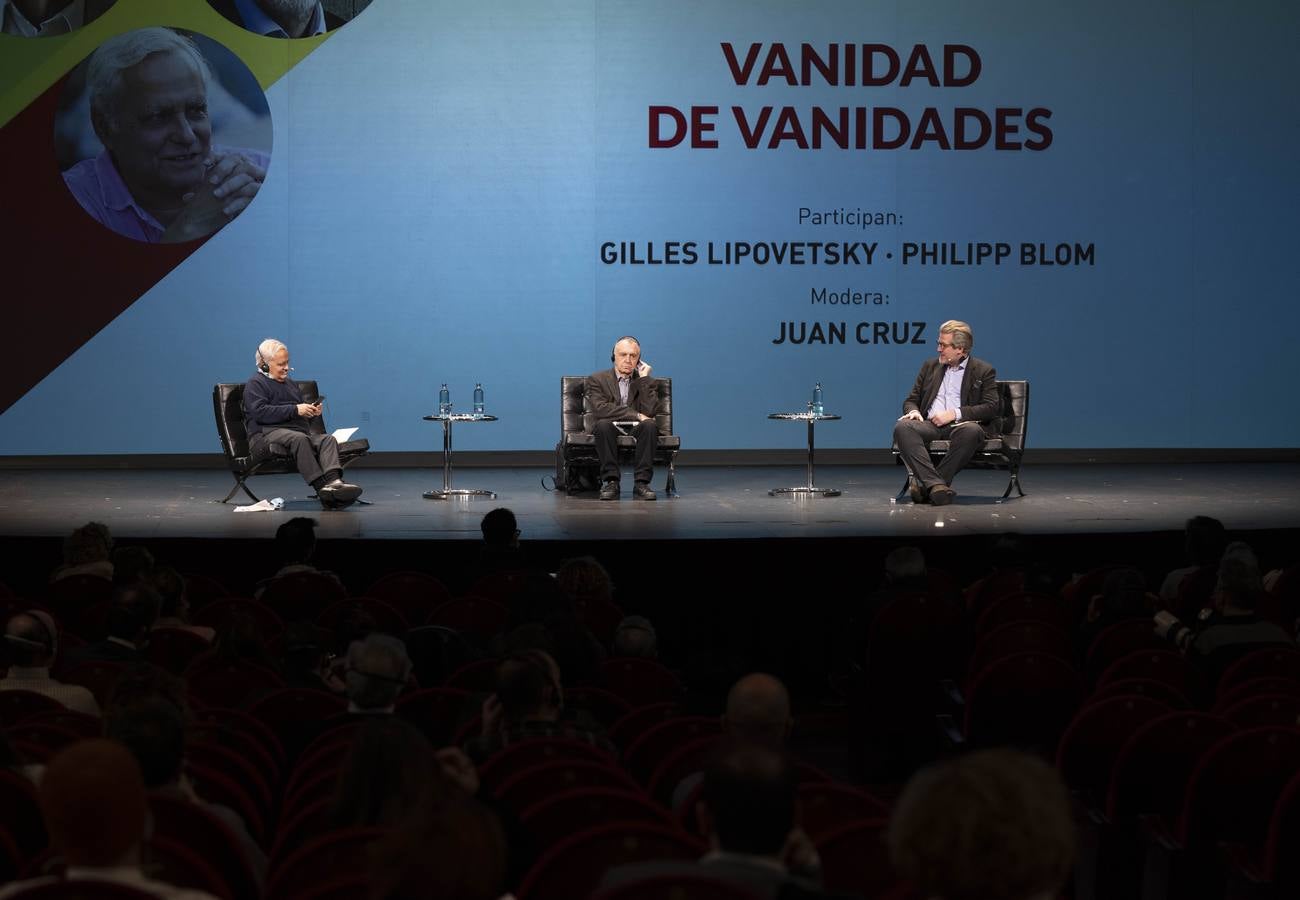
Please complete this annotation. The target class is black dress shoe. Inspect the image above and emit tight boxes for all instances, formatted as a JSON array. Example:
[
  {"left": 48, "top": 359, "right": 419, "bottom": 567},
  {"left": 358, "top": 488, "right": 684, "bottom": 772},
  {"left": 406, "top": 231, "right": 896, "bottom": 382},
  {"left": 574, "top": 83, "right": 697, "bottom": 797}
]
[
  {"left": 907, "top": 475, "right": 927, "bottom": 504},
  {"left": 599, "top": 480, "right": 620, "bottom": 500},
  {"left": 929, "top": 485, "right": 956, "bottom": 506},
  {"left": 633, "top": 482, "right": 657, "bottom": 501},
  {"left": 320, "top": 481, "right": 362, "bottom": 504}
]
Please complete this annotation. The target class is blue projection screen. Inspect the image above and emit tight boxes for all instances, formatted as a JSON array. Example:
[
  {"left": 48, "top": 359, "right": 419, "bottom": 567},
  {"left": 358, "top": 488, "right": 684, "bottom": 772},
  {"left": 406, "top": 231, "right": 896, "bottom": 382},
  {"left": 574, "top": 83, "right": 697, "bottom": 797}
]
[{"left": 2, "top": 0, "right": 1297, "bottom": 454}]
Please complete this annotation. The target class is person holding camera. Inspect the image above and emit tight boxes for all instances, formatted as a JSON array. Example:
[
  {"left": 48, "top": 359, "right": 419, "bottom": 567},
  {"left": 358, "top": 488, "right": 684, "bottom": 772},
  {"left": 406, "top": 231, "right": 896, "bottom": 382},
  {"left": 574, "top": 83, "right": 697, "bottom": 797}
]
[{"left": 1154, "top": 541, "right": 1294, "bottom": 686}]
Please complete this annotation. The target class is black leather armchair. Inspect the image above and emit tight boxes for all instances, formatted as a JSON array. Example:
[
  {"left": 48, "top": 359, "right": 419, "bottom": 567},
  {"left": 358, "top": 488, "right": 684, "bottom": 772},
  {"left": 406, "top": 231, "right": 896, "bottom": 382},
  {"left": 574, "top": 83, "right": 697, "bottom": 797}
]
[
  {"left": 213, "top": 381, "right": 369, "bottom": 504},
  {"left": 555, "top": 376, "right": 680, "bottom": 496},
  {"left": 893, "top": 379, "right": 1029, "bottom": 500}
]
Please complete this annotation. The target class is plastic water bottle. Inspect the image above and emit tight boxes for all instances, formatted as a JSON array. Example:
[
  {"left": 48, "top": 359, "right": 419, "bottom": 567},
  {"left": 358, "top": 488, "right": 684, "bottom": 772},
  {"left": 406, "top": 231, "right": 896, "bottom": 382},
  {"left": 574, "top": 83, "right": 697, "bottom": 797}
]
[
  {"left": 439, "top": 384, "right": 451, "bottom": 415},
  {"left": 812, "top": 382, "right": 824, "bottom": 416},
  {"left": 473, "top": 383, "right": 485, "bottom": 415}
]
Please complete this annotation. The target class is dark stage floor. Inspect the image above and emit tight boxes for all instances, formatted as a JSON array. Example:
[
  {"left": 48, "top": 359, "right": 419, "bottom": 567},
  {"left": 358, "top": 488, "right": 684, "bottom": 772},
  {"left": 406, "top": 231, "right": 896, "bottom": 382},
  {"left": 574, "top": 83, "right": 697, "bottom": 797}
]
[{"left": 1, "top": 462, "right": 1297, "bottom": 542}]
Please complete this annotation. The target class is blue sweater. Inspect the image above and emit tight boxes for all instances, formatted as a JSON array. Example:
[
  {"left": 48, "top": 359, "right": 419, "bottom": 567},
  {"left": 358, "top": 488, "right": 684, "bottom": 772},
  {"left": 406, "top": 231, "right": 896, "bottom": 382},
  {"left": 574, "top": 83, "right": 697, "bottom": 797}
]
[{"left": 243, "top": 374, "right": 308, "bottom": 438}]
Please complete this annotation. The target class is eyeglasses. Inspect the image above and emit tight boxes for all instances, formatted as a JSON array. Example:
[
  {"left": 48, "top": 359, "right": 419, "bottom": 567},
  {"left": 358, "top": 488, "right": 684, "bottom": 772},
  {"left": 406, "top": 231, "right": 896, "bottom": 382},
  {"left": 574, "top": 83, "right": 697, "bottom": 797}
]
[{"left": 936, "top": 340, "right": 956, "bottom": 349}]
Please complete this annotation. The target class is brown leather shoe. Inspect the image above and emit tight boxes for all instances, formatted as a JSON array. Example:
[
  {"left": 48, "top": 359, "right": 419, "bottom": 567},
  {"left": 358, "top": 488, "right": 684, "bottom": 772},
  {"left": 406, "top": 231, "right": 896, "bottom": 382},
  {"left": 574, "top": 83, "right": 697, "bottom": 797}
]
[{"left": 907, "top": 475, "right": 927, "bottom": 504}]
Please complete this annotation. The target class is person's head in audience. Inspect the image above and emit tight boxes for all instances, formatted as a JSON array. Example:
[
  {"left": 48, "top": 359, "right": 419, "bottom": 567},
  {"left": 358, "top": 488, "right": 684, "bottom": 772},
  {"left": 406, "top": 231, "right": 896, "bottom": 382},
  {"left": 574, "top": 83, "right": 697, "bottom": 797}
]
[
  {"left": 699, "top": 743, "right": 798, "bottom": 858},
  {"left": 60, "top": 521, "right": 113, "bottom": 571},
  {"left": 149, "top": 565, "right": 190, "bottom": 622},
  {"left": 884, "top": 545, "right": 927, "bottom": 589},
  {"left": 495, "top": 649, "right": 563, "bottom": 725},
  {"left": 724, "top": 672, "right": 793, "bottom": 750},
  {"left": 611, "top": 614, "right": 657, "bottom": 658},
  {"left": 555, "top": 555, "right": 614, "bottom": 606},
  {"left": 888, "top": 748, "right": 1076, "bottom": 900},
  {"left": 275, "top": 516, "right": 319, "bottom": 565},
  {"left": 38, "top": 739, "right": 151, "bottom": 869},
  {"left": 111, "top": 544, "right": 156, "bottom": 587},
  {"left": 1215, "top": 541, "right": 1264, "bottom": 611},
  {"left": 105, "top": 697, "right": 187, "bottom": 789},
  {"left": 480, "top": 507, "right": 519, "bottom": 550},
  {"left": 106, "top": 583, "right": 162, "bottom": 647},
  {"left": 3, "top": 610, "right": 59, "bottom": 668},
  {"left": 1185, "top": 516, "right": 1228, "bottom": 567},
  {"left": 345, "top": 633, "right": 412, "bottom": 712},
  {"left": 331, "top": 717, "right": 454, "bottom": 829}
]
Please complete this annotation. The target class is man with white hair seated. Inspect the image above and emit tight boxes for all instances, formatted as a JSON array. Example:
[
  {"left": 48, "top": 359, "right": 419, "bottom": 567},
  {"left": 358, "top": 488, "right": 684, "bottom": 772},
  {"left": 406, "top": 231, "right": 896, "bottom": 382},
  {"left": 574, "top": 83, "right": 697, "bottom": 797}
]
[
  {"left": 243, "top": 337, "right": 363, "bottom": 508},
  {"left": 61, "top": 27, "right": 267, "bottom": 242}
]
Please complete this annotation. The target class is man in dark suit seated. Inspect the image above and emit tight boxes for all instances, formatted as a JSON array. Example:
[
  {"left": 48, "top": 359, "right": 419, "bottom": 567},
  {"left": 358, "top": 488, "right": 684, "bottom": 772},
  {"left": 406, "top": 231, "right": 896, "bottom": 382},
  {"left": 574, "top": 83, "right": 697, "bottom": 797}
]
[
  {"left": 893, "top": 319, "right": 1000, "bottom": 506},
  {"left": 586, "top": 336, "right": 661, "bottom": 501}
]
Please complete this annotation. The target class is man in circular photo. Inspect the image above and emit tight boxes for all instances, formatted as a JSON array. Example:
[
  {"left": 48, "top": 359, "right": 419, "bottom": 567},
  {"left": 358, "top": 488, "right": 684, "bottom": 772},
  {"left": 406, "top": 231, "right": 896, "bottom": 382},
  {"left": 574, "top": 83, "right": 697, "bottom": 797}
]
[
  {"left": 59, "top": 27, "right": 271, "bottom": 243},
  {"left": 207, "top": 0, "right": 373, "bottom": 39},
  {"left": 1, "top": 0, "right": 116, "bottom": 37}
]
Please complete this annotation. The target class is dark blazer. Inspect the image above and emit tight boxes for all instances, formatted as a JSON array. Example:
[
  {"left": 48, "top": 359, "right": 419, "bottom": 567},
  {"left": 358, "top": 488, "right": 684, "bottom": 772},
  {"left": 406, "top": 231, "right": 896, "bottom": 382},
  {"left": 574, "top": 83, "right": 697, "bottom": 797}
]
[
  {"left": 584, "top": 369, "right": 662, "bottom": 433},
  {"left": 207, "top": 0, "right": 345, "bottom": 34},
  {"left": 902, "top": 356, "right": 1000, "bottom": 436}
]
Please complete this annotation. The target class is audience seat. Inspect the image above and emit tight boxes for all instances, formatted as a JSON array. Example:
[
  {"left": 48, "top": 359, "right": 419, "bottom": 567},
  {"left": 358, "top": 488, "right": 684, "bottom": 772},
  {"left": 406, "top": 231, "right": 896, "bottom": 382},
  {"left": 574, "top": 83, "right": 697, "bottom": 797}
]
[
  {"left": 441, "top": 657, "right": 501, "bottom": 692},
  {"left": 56, "top": 660, "right": 127, "bottom": 710},
  {"left": 147, "top": 793, "right": 263, "bottom": 900},
  {"left": 1055, "top": 694, "right": 1173, "bottom": 806},
  {"left": 1088, "top": 677, "right": 1191, "bottom": 709},
  {"left": 243, "top": 688, "right": 347, "bottom": 760},
  {"left": 190, "top": 706, "right": 287, "bottom": 774},
  {"left": 260, "top": 572, "right": 348, "bottom": 624},
  {"left": 597, "top": 658, "right": 686, "bottom": 709},
  {"left": 623, "top": 717, "right": 722, "bottom": 784},
  {"left": 1261, "top": 769, "right": 1300, "bottom": 893},
  {"left": 479, "top": 738, "right": 620, "bottom": 793},
  {"left": 1214, "top": 675, "right": 1300, "bottom": 712},
  {"left": 519, "top": 787, "right": 677, "bottom": 850},
  {"left": 182, "top": 572, "right": 236, "bottom": 611},
  {"left": 0, "top": 690, "right": 66, "bottom": 724},
  {"left": 973, "top": 591, "right": 1070, "bottom": 638},
  {"left": 1095, "top": 649, "right": 1199, "bottom": 700},
  {"left": 490, "top": 761, "right": 635, "bottom": 816},
  {"left": 265, "top": 826, "right": 387, "bottom": 900},
  {"left": 144, "top": 627, "right": 212, "bottom": 676},
  {"left": 796, "top": 783, "right": 891, "bottom": 842},
  {"left": 190, "top": 596, "right": 285, "bottom": 639},
  {"left": 1216, "top": 692, "right": 1300, "bottom": 728},
  {"left": 315, "top": 597, "right": 409, "bottom": 636},
  {"left": 813, "top": 817, "right": 900, "bottom": 898},
  {"left": 0, "top": 770, "right": 48, "bottom": 861},
  {"left": 562, "top": 686, "right": 634, "bottom": 729},
  {"left": 607, "top": 702, "right": 682, "bottom": 751},
  {"left": 962, "top": 651, "right": 1085, "bottom": 753},
  {"left": 590, "top": 873, "right": 765, "bottom": 900},
  {"left": 426, "top": 596, "right": 508, "bottom": 640},
  {"left": 517, "top": 822, "right": 705, "bottom": 900},
  {"left": 646, "top": 735, "right": 723, "bottom": 807},
  {"left": 43, "top": 574, "right": 113, "bottom": 620},
  {"left": 393, "top": 686, "right": 474, "bottom": 747},
  {"left": 967, "top": 621, "right": 1074, "bottom": 676},
  {"left": 1104, "top": 712, "right": 1236, "bottom": 823},
  {"left": 1083, "top": 619, "right": 1165, "bottom": 685},
  {"left": 185, "top": 659, "right": 285, "bottom": 710},
  {"left": 1, "top": 721, "right": 84, "bottom": 762},
  {"left": 365, "top": 571, "right": 452, "bottom": 627},
  {"left": 1216, "top": 647, "right": 1300, "bottom": 698}
]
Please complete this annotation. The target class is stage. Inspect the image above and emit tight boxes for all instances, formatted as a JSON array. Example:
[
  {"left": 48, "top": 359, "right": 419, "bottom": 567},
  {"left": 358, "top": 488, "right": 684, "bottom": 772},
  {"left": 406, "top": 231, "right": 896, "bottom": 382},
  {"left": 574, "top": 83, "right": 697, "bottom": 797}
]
[{"left": 1, "top": 461, "right": 1298, "bottom": 542}]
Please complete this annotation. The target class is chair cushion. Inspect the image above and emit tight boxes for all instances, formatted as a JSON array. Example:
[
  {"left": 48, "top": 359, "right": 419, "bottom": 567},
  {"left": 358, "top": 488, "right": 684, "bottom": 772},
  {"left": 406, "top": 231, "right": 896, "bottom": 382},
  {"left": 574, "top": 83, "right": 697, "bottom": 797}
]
[{"left": 564, "top": 434, "right": 680, "bottom": 451}]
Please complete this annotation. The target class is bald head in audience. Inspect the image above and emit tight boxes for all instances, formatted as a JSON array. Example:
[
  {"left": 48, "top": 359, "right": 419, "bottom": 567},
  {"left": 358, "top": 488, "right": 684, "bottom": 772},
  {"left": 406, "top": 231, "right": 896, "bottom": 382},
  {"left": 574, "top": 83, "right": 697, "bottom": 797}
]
[{"left": 724, "top": 672, "right": 792, "bottom": 749}]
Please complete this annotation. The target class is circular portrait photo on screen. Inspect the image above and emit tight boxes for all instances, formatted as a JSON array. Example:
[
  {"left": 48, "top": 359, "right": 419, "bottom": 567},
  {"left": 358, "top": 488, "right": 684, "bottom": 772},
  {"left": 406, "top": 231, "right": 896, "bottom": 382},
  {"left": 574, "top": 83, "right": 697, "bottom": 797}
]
[
  {"left": 207, "top": 0, "right": 375, "bottom": 39},
  {"left": 54, "top": 27, "right": 273, "bottom": 244},
  {"left": 1, "top": 0, "right": 117, "bottom": 38}
]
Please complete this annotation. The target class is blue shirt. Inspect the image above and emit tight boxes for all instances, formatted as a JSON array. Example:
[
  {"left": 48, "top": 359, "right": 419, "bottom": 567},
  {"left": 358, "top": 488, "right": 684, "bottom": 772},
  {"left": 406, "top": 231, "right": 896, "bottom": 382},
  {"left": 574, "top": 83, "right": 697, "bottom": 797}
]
[
  {"left": 927, "top": 357, "right": 967, "bottom": 422},
  {"left": 233, "top": 0, "right": 327, "bottom": 38}
]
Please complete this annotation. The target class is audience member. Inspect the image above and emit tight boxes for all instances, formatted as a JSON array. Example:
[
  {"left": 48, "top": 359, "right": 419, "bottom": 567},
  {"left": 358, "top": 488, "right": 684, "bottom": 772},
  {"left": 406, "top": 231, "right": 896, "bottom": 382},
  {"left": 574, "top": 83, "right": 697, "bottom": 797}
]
[
  {"left": 473, "top": 507, "right": 528, "bottom": 577},
  {"left": 464, "top": 649, "right": 615, "bottom": 763},
  {"left": 0, "top": 739, "right": 221, "bottom": 899},
  {"left": 672, "top": 672, "right": 793, "bottom": 812},
  {"left": 882, "top": 545, "right": 928, "bottom": 591},
  {"left": 611, "top": 614, "right": 658, "bottom": 658},
  {"left": 105, "top": 697, "right": 267, "bottom": 885},
  {"left": 254, "top": 516, "right": 343, "bottom": 601},
  {"left": 888, "top": 748, "right": 1076, "bottom": 900},
  {"left": 111, "top": 544, "right": 156, "bottom": 588},
  {"left": 1155, "top": 541, "right": 1295, "bottom": 685},
  {"left": 281, "top": 621, "right": 344, "bottom": 693},
  {"left": 1, "top": 610, "right": 101, "bottom": 715},
  {"left": 555, "top": 554, "right": 616, "bottom": 609},
  {"left": 1159, "top": 516, "right": 1228, "bottom": 605},
  {"left": 330, "top": 717, "right": 457, "bottom": 829},
  {"left": 49, "top": 521, "right": 113, "bottom": 583},
  {"left": 149, "top": 565, "right": 215, "bottom": 642},
  {"left": 345, "top": 633, "right": 412, "bottom": 714},
  {"left": 58, "top": 583, "right": 161, "bottom": 668},
  {"left": 601, "top": 743, "right": 829, "bottom": 900}
]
